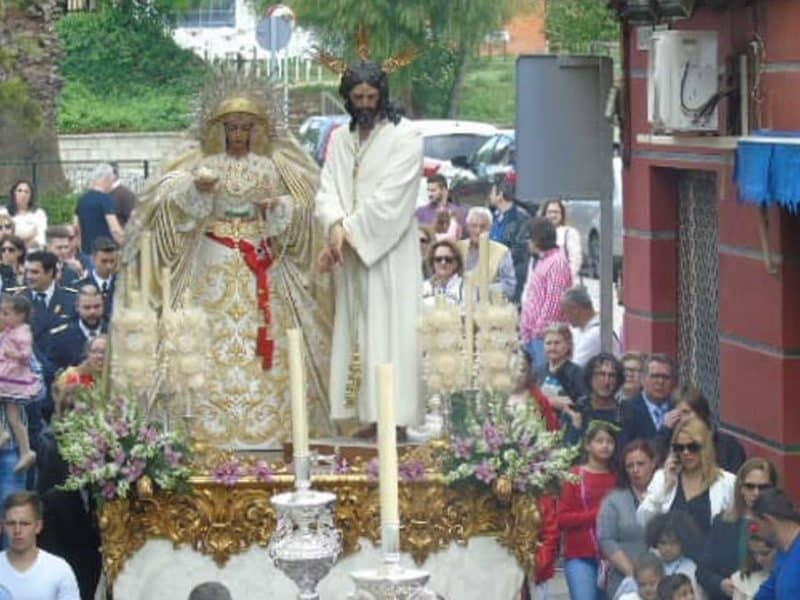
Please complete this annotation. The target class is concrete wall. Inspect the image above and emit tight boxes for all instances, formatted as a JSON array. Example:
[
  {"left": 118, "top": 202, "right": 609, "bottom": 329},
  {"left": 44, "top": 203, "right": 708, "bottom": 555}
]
[{"left": 621, "top": 1, "right": 800, "bottom": 496}]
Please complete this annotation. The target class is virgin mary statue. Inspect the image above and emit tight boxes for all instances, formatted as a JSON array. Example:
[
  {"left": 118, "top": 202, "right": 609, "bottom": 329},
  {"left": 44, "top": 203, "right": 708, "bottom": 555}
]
[{"left": 117, "top": 73, "right": 334, "bottom": 449}]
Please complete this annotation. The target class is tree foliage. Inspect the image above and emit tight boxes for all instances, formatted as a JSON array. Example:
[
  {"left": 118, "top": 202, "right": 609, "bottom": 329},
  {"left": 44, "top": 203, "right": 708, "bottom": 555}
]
[
  {"left": 545, "top": 0, "right": 619, "bottom": 53},
  {"left": 283, "top": 0, "right": 537, "bottom": 117}
]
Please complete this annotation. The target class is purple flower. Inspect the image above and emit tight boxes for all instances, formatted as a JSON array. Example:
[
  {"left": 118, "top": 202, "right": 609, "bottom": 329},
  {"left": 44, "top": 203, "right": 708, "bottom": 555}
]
[
  {"left": 475, "top": 460, "right": 497, "bottom": 485},
  {"left": 519, "top": 432, "right": 532, "bottom": 450},
  {"left": 214, "top": 460, "right": 247, "bottom": 486},
  {"left": 164, "top": 445, "right": 183, "bottom": 466},
  {"left": 112, "top": 419, "right": 131, "bottom": 437},
  {"left": 454, "top": 437, "right": 474, "bottom": 460},
  {"left": 102, "top": 480, "right": 118, "bottom": 500},
  {"left": 334, "top": 457, "right": 351, "bottom": 475},
  {"left": 113, "top": 449, "right": 126, "bottom": 466},
  {"left": 124, "top": 459, "right": 147, "bottom": 482},
  {"left": 143, "top": 427, "right": 160, "bottom": 444},
  {"left": 482, "top": 423, "right": 503, "bottom": 455},
  {"left": 251, "top": 460, "right": 274, "bottom": 482},
  {"left": 366, "top": 458, "right": 379, "bottom": 481},
  {"left": 514, "top": 477, "right": 528, "bottom": 492},
  {"left": 399, "top": 460, "right": 426, "bottom": 483}
]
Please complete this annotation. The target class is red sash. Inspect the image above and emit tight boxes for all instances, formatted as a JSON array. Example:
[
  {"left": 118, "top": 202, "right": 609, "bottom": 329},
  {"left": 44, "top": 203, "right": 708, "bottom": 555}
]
[{"left": 206, "top": 233, "right": 275, "bottom": 370}]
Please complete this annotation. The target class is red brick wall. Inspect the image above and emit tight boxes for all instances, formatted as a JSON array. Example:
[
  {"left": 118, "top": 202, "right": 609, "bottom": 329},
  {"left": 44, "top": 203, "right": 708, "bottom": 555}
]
[{"left": 621, "top": 1, "right": 800, "bottom": 497}]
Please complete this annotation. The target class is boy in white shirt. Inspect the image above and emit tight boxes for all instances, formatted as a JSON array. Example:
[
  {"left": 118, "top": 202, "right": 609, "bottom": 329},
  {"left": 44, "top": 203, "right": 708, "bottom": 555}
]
[{"left": 0, "top": 491, "right": 79, "bottom": 600}]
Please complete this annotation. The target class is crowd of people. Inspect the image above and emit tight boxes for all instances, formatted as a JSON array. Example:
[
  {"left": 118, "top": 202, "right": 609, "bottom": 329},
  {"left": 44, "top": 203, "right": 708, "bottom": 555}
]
[
  {"left": 416, "top": 174, "right": 800, "bottom": 600},
  {"left": 0, "top": 164, "right": 134, "bottom": 599}
]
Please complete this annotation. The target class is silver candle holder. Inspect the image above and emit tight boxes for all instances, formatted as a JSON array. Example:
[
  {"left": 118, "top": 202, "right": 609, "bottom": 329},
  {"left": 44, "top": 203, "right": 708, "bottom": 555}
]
[
  {"left": 348, "top": 522, "right": 437, "bottom": 599},
  {"left": 268, "top": 454, "right": 342, "bottom": 600}
]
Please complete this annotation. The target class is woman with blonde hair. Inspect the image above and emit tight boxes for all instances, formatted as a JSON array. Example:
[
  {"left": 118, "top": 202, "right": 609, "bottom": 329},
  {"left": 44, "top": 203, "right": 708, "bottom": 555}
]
[
  {"left": 535, "top": 322, "right": 588, "bottom": 416},
  {"left": 637, "top": 417, "right": 736, "bottom": 540},
  {"left": 697, "top": 457, "right": 779, "bottom": 600}
]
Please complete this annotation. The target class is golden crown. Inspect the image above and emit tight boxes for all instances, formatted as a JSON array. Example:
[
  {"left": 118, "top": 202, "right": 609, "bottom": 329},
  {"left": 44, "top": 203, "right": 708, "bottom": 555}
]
[{"left": 314, "top": 26, "right": 421, "bottom": 75}]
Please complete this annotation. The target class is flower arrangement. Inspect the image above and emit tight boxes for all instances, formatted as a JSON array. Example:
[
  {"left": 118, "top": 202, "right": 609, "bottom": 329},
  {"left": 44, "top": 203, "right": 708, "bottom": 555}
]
[
  {"left": 54, "top": 389, "right": 192, "bottom": 504},
  {"left": 445, "top": 390, "right": 580, "bottom": 497},
  {"left": 473, "top": 297, "right": 520, "bottom": 393},
  {"left": 417, "top": 297, "right": 467, "bottom": 393},
  {"left": 212, "top": 456, "right": 275, "bottom": 486}
]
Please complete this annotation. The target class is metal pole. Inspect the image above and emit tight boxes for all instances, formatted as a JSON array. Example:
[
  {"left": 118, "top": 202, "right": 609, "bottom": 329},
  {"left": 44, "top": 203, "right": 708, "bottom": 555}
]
[
  {"left": 599, "top": 60, "right": 614, "bottom": 353},
  {"left": 283, "top": 44, "right": 289, "bottom": 130}
]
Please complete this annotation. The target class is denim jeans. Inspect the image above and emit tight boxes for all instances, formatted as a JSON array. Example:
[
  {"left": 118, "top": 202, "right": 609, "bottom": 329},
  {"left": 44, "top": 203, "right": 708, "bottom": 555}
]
[
  {"left": 565, "top": 558, "right": 601, "bottom": 600},
  {"left": 0, "top": 446, "right": 27, "bottom": 550},
  {"left": 526, "top": 336, "right": 547, "bottom": 372}
]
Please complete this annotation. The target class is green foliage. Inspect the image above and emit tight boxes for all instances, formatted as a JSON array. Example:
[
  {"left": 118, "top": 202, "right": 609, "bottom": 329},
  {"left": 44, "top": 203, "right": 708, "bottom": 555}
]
[
  {"left": 39, "top": 191, "right": 78, "bottom": 225},
  {"left": 0, "top": 42, "right": 43, "bottom": 131},
  {"left": 286, "top": 0, "right": 533, "bottom": 117},
  {"left": 546, "top": 0, "right": 620, "bottom": 53},
  {"left": 57, "top": 9, "right": 208, "bottom": 132},
  {"left": 457, "top": 58, "right": 515, "bottom": 125}
]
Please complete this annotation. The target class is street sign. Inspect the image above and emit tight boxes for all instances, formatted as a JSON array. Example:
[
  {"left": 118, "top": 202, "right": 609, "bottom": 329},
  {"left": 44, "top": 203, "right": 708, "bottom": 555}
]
[{"left": 256, "top": 4, "right": 295, "bottom": 51}]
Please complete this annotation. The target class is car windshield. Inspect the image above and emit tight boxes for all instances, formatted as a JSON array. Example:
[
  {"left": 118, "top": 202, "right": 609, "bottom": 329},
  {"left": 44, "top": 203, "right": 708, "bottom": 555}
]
[{"left": 423, "top": 134, "right": 492, "bottom": 160}]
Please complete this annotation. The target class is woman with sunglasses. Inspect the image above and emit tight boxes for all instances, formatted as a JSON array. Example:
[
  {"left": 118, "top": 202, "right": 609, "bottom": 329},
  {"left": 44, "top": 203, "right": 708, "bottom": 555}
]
[
  {"left": 5, "top": 179, "right": 47, "bottom": 249},
  {"left": 0, "top": 214, "right": 15, "bottom": 237},
  {"left": 696, "top": 458, "right": 779, "bottom": 600},
  {"left": 0, "top": 234, "right": 26, "bottom": 292},
  {"left": 659, "top": 385, "right": 747, "bottom": 474},
  {"left": 638, "top": 417, "right": 736, "bottom": 546},
  {"left": 421, "top": 239, "right": 464, "bottom": 306}
]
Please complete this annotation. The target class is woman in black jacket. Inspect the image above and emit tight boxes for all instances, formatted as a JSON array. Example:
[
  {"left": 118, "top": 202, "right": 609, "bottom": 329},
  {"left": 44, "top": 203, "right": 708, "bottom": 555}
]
[
  {"left": 696, "top": 457, "right": 778, "bottom": 599},
  {"left": 535, "top": 322, "right": 588, "bottom": 427}
]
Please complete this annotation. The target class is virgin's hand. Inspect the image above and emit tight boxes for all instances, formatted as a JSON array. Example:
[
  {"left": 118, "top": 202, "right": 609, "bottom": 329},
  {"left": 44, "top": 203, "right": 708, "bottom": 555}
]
[
  {"left": 194, "top": 179, "right": 216, "bottom": 194},
  {"left": 317, "top": 248, "right": 334, "bottom": 273},
  {"left": 329, "top": 223, "right": 345, "bottom": 264}
]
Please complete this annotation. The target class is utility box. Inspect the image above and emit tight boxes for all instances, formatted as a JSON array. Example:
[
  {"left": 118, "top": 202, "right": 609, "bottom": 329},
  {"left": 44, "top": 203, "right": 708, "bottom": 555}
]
[{"left": 648, "top": 30, "right": 719, "bottom": 133}]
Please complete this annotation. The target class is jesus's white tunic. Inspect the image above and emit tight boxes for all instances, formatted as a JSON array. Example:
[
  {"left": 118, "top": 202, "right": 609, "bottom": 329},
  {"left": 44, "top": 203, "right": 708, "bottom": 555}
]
[{"left": 315, "top": 118, "right": 423, "bottom": 425}]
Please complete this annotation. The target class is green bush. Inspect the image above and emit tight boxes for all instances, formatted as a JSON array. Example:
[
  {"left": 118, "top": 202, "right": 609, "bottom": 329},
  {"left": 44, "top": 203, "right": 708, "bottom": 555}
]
[{"left": 39, "top": 192, "right": 78, "bottom": 225}]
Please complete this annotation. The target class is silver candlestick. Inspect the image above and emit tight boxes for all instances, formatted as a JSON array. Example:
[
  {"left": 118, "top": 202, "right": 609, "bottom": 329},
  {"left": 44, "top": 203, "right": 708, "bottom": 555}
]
[
  {"left": 268, "top": 454, "right": 341, "bottom": 600},
  {"left": 349, "top": 522, "right": 437, "bottom": 599}
]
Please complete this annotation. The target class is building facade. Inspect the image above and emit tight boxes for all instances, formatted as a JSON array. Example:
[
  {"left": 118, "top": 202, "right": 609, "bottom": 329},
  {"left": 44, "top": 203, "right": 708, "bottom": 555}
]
[{"left": 615, "top": 0, "right": 800, "bottom": 496}]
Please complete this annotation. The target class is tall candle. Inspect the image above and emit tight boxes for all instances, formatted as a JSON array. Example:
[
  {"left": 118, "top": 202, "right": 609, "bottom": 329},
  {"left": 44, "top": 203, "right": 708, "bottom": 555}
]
[
  {"left": 377, "top": 363, "right": 399, "bottom": 525},
  {"left": 287, "top": 329, "right": 309, "bottom": 457},
  {"left": 478, "top": 232, "right": 490, "bottom": 303},
  {"left": 161, "top": 267, "right": 171, "bottom": 313},
  {"left": 464, "top": 272, "right": 474, "bottom": 384},
  {"left": 140, "top": 232, "right": 152, "bottom": 306}
]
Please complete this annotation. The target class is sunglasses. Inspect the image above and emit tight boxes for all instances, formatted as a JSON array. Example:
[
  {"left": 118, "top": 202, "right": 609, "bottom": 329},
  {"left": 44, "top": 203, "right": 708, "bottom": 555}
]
[
  {"left": 742, "top": 483, "right": 773, "bottom": 492},
  {"left": 433, "top": 256, "right": 455, "bottom": 264},
  {"left": 672, "top": 442, "right": 702, "bottom": 454},
  {"left": 1, "top": 246, "right": 18, "bottom": 253}
]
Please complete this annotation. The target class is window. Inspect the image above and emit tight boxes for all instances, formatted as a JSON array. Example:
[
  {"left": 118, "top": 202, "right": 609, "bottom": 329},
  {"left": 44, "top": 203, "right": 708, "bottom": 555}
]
[
  {"left": 179, "top": 0, "right": 236, "bottom": 28},
  {"left": 423, "top": 134, "right": 492, "bottom": 161}
]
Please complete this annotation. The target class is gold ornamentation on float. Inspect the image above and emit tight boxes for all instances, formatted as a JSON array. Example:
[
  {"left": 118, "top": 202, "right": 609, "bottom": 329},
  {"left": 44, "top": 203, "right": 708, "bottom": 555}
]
[{"left": 100, "top": 461, "right": 541, "bottom": 585}]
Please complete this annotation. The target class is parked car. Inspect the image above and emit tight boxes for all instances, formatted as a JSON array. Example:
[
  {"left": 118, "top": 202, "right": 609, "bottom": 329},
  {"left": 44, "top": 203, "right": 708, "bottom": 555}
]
[
  {"left": 297, "top": 114, "right": 350, "bottom": 165},
  {"left": 450, "top": 129, "right": 516, "bottom": 207},
  {"left": 562, "top": 154, "right": 624, "bottom": 279},
  {"left": 413, "top": 119, "right": 497, "bottom": 207}
]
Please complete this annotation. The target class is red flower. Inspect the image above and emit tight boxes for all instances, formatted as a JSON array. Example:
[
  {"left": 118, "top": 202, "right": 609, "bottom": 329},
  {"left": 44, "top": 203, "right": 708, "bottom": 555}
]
[
  {"left": 66, "top": 372, "right": 95, "bottom": 388},
  {"left": 749, "top": 521, "right": 760, "bottom": 535}
]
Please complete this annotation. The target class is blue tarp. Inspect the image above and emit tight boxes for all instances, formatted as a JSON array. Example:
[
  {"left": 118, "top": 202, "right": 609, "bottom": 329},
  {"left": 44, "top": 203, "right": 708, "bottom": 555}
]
[{"left": 737, "top": 130, "right": 800, "bottom": 213}]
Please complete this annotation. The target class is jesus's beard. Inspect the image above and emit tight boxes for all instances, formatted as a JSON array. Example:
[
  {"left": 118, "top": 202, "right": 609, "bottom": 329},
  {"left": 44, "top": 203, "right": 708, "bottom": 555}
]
[{"left": 353, "top": 107, "right": 378, "bottom": 130}]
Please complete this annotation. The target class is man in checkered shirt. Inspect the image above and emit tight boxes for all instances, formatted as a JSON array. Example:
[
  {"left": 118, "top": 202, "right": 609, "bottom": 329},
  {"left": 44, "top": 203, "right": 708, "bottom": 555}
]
[{"left": 520, "top": 217, "right": 574, "bottom": 371}]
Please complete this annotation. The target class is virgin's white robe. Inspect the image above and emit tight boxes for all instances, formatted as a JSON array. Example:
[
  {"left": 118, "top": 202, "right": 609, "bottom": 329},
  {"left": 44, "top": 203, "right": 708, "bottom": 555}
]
[{"left": 315, "top": 118, "right": 424, "bottom": 425}]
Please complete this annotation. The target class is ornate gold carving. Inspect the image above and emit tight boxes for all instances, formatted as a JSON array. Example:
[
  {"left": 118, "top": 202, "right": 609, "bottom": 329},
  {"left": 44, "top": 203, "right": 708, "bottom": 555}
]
[{"left": 101, "top": 470, "right": 541, "bottom": 585}]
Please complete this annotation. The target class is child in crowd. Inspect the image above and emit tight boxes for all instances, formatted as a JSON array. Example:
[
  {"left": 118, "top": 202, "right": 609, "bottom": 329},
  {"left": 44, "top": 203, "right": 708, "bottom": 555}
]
[
  {"left": 646, "top": 512, "right": 705, "bottom": 600},
  {"left": 658, "top": 573, "right": 696, "bottom": 600},
  {"left": 0, "top": 294, "right": 41, "bottom": 472},
  {"left": 558, "top": 420, "right": 619, "bottom": 599},
  {"left": 616, "top": 552, "right": 665, "bottom": 600},
  {"left": 729, "top": 531, "right": 777, "bottom": 599}
]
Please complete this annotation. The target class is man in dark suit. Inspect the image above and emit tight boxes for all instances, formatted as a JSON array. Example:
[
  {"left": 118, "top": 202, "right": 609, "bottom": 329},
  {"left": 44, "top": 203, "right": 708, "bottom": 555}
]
[
  {"left": 46, "top": 225, "right": 83, "bottom": 287},
  {"left": 46, "top": 284, "right": 106, "bottom": 375},
  {"left": 19, "top": 250, "right": 77, "bottom": 425},
  {"left": 39, "top": 488, "right": 102, "bottom": 600},
  {"left": 620, "top": 353, "right": 678, "bottom": 454},
  {"left": 76, "top": 236, "right": 117, "bottom": 319}
]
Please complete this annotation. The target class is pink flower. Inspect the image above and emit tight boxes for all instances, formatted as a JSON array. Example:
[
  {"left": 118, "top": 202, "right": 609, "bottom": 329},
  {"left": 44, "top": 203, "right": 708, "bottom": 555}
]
[
  {"left": 482, "top": 424, "right": 503, "bottom": 455},
  {"left": 214, "top": 460, "right": 247, "bottom": 486},
  {"left": 251, "top": 460, "right": 274, "bottom": 482},
  {"left": 164, "top": 445, "right": 183, "bottom": 466},
  {"left": 334, "top": 457, "right": 351, "bottom": 475},
  {"left": 454, "top": 437, "right": 474, "bottom": 459},
  {"left": 102, "top": 480, "right": 118, "bottom": 500},
  {"left": 124, "top": 459, "right": 147, "bottom": 482},
  {"left": 112, "top": 419, "right": 131, "bottom": 437},
  {"left": 475, "top": 460, "right": 497, "bottom": 484},
  {"left": 399, "top": 460, "right": 426, "bottom": 483},
  {"left": 143, "top": 427, "right": 160, "bottom": 444}
]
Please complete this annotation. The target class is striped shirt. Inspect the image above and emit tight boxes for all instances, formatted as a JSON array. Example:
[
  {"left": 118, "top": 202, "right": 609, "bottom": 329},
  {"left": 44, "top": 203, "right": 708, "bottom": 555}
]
[{"left": 519, "top": 248, "right": 573, "bottom": 342}]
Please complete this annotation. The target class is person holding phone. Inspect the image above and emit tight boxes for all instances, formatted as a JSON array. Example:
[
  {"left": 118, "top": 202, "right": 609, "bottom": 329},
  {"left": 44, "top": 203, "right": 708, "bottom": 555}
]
[{"left": 637, "top": 417, "right": 736, "bottom": 540}]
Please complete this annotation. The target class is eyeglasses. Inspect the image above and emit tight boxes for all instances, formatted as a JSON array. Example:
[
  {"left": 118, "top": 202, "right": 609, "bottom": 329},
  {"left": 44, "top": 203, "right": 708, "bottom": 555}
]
[
  {"left": 1, "top": 246, "right": 18, "bottom": 253},
  {"left": 623, "top": 367, "right": 641, "bottom": 375},
  {"left": 742, "top": 483, "right": 773, "bottom": 492},
  {"left": 647, "top": 373, "right": 672, "bottom": 381},
  {"left": 672, "top": 442, "right": 702, "bottom": 454},
  {"left": 433, "top": 256, "right": 455, "bottom": 264}
]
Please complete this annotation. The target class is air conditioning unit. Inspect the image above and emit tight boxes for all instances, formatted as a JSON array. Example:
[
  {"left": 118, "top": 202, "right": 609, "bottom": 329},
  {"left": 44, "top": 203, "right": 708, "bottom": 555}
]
[{"left": 648, "top": 30, "right": 719, "bottom": 133}]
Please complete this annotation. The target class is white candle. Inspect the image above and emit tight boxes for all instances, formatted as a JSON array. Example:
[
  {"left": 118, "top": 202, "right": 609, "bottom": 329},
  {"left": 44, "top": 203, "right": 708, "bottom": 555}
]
[
  {"left": 377, "top": 363, "right": 399, "bottom": 525},
  {"left": 161, "top": 267, "right": 171, "bottom": 313},
  {"left": 464, "top": 273, "right": 474, "bottom": 384},
  {"left": 478, "top": 232, "right": 490, "bottom": 303},
  {"left": 140, "top": 232, "right": 152, "bottom": 306},
  {"left": 287, "top": 329, "right": 309, "bottom": 457}
]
